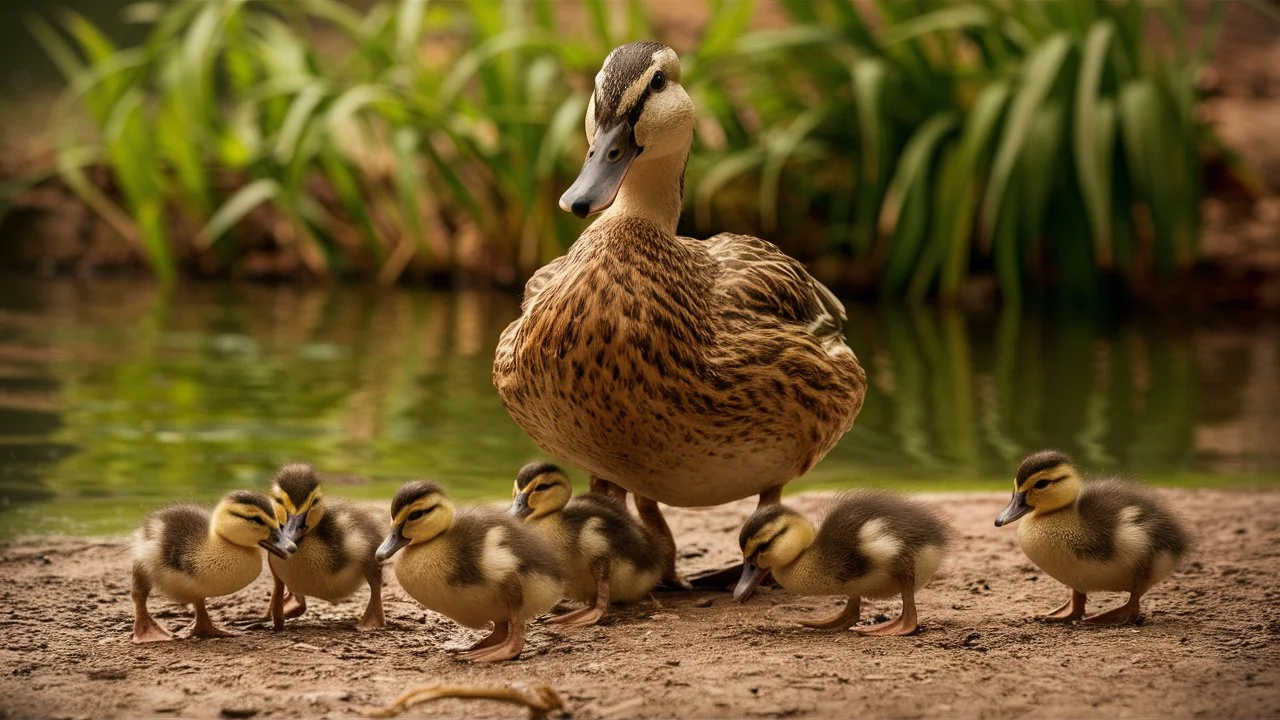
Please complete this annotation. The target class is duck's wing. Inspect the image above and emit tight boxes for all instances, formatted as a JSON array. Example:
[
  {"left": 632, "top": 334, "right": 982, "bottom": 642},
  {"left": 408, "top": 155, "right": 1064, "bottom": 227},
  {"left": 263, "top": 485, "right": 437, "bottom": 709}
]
[
  {"left": 519, "top": 255, "right": 569, "bottom": 313},
  {"left": 696, "top": 232, "right": 849, "bottom": 354}
]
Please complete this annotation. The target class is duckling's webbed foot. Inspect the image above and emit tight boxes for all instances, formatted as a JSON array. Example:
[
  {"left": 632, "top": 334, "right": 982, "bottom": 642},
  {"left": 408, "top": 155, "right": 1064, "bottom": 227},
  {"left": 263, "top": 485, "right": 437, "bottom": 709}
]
[
  {"left": 455, "top": 622, "right": 509, "bottom": 655},
  {"left": 548, "top": 575, "right": 611, "bottom": 628},
  {"left": 855, "top": 575, "right": 919, "bottom": 636},
  {"left": 131, "top": 568, "right": 175, "bottom": 643},
  {"left": 1041, "top": 590, "right": 1087, "bottom": 623},
  {"left": 798, "top": 596, "right": 860, "bottom": 631},
  {"left": 282, "top": 588, "right": 307, "bottom": 619},
  {"left": 1083, "top": 592, "right": 1141, "bottom": 625},
  {"left": 636, "top": 495, "right": 690, "bottom": 590},
  {"left": 189, "top": 599, "right": 238, "bottom": 639},
  {"left": 458, "top": 620, "right": 526, "bottom": 662}
]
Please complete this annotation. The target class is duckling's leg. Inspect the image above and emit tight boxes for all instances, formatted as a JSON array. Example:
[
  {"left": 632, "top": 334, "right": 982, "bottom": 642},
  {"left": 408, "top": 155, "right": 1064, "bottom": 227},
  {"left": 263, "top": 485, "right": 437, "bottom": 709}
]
[
  {"left": 189, "top": 599, "right": 237, "bottom": 639},
  {"left": 131, "top": 566, "right": 174, "bottom": 643},
  {"left": 282, "top": 588, "right": 307, "bottom": 620},
  {"left": 1042, "top": 590, "right": 1087, "bottom": 623},
  {"left": 798, "top": 596, "right": 861, "bottom": 630},
  {"left": 857, "top": 575, "right": 919, "bottom": 636},
  {"left": 636, "top": 495, "right": 689, "bottom": 590},
  {"left": 357, "top": 563, "right": 386, "bottom": 631},
  {"left": 269, "top": 569, "right": 287, "bottom": 631},
  {"left": 454, "top": 622, "right": 509, "bottom": 656},
  {"left": 589, "top": 476, "right": 628, "bottom": 504},
  {"left": 460, "top": 619, "right": 527, "bottom": 662},
  {"left": 549, "top": 571, "right": 612, "bottom": 628},
  {"left": 1084, "top": 591, "right": 1142, "bottom": 625}
]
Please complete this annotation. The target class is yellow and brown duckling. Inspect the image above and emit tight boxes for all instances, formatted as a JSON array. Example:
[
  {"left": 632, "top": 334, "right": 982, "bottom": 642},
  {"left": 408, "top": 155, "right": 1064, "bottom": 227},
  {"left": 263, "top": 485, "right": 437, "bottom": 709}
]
[
  {"left": 735, "top": 492, "right": 950, "bottom": 635},
  {"left": 508, "top": 462, "right": 665, "bottom": 626},
  {"left": 375, "top": 481, "right": 565, "bottom": 662},
  {"left": 265, "top": 463, "right": 385, "bottom": 631},
  {"left": 130, "top": 490, "right": 296, "bottom": 643},
  {"left": 995, "top": 450, "right": 1190, "bottom": 624}
]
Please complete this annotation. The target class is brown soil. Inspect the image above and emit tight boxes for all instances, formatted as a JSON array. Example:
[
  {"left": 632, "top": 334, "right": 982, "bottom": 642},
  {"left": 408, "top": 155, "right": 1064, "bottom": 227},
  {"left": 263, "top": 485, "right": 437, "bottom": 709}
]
[{"left": 2, "top": 488, "right": 1278, "bottom": 719}]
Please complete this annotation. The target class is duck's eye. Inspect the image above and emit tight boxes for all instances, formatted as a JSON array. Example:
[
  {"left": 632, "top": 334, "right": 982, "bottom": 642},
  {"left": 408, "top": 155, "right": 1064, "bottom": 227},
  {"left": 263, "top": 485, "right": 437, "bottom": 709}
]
[
  {"left": 534, "top": 482, "right": 554, "bottom": 492},
  {"left": 249, "top": 515, "right": 267, "bottom": 526},
  {"left": 650, "top": 71, "right": 666, "bottom": 92},
  {"left": 1033, "top": 479, "right": 1052, "bottom": 490}
]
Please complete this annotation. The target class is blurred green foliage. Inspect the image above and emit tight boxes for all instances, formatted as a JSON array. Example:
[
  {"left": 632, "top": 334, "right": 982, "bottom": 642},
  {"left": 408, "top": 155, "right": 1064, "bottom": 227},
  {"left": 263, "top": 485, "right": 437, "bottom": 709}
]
[{"left": 17, "top": 0, "right": 1262, "bottom": 300}]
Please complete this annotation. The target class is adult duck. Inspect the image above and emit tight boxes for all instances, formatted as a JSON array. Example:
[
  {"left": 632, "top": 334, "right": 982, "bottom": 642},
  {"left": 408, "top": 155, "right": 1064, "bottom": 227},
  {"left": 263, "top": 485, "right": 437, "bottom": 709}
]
[{"left": 493, "top": 41, "right": 867, "bottom": 584}]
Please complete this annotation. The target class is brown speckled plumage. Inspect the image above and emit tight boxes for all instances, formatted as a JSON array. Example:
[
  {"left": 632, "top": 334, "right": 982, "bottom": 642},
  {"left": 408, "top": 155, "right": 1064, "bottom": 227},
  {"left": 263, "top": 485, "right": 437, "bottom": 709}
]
[{"left": 494, "top": 216, "right": 866, "bottom": 507}]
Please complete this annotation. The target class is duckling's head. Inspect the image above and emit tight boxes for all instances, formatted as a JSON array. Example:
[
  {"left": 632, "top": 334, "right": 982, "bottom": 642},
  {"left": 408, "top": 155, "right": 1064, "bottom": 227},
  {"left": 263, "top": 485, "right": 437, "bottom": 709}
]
[
  {"left": 733, "top": 504, "right": 816, "bottom": 602},
  {"left": 375, "top": 480, "right": 455, "bottom": 561},
  {"left": 509, "top": 462, "right": 572, "bottom": 520},
  {"left": 212, "top": 490, "right": 298, "bottom": 559},
  {"left": 995, "top": 450, "right": 1083, "bottom": 526},
  {"left": 269, "top": 462, "right": 325, "bottom": 543},
  {"left": 560, "top": 41, "right": 694, "bottom": 218}
]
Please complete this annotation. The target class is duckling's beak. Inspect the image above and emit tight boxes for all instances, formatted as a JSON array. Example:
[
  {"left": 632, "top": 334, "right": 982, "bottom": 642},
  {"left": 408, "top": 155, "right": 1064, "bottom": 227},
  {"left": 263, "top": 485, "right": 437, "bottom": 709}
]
[
  {"left": 282, "top": 512, "right": 308, "bottom": 543},
  {"left": 375, "top": 526, "right": 409, "bottom": 562},
  {"left": 733, "top": 559, "right": 769, "bottom": 602},
  {"left": 559, "top": 122, "right": 639, "bottom": 218},
  {"left": 509, "top": 492, "right": 533, "bottom": 519},
  {"left": 259, "top": 526, "right": 297, "bottom": 560},
  {"left": 995, "top": 492, "right": 1032, "bottom": 527}
]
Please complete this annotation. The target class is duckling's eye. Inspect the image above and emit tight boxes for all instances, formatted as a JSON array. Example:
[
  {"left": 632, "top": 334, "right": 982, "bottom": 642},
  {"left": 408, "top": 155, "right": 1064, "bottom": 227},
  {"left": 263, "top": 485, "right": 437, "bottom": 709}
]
[
  {"left": 248, "top": 515, "right": 267, "bottom": 526},
  {"left": 1033, "top": 479, "right": 1052, "bottom": 490},
  {"left": 406, "top": 506, "right": 436, "bottom": 522},
  {"left": 534, "top": 482, "right": 554, "bottom": 492},
  {"left": 650, "top": 71, "right": 666, "bottom": 92}
]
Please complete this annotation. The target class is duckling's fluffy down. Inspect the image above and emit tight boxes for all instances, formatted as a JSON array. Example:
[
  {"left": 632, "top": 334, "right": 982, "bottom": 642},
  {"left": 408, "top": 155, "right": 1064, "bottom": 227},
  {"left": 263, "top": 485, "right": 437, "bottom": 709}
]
[
  {"left": 132, "top": 504, "right": 262, "bottom": 605},
  {"left": 814, "top": 491, "right": 950, "bottom": 596}
]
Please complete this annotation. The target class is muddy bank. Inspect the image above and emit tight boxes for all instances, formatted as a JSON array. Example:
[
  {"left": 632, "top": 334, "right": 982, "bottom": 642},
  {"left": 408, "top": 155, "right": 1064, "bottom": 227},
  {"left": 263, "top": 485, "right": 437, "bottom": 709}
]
[{"left": 1, "top": 488, "right": 1278, "bottom": 719}]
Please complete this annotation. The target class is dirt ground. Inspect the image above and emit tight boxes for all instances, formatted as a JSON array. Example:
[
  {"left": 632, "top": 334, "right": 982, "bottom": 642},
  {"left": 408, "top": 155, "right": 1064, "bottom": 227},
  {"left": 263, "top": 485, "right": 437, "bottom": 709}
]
[{"left": 1, "top": 488, "right": 1278, "bottom": 720}]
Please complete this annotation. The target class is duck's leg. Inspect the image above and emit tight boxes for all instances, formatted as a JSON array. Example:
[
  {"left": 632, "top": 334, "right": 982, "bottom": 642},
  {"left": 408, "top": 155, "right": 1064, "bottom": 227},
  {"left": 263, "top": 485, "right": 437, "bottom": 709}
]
[
  {"left": 131, "top": 566, "right": 174, "bottom": 643},
  {"left": 635, "top": 494, "right": 690, "bottom": 590},
  {"left": 461, "top": 618, "right": 527, "bottom": 662},
  {"left": 357, "top": 563, "right": 386, "bottom": 631},
  {"left": 857, "top": 575, "right": 919, "bottom": 636},
  {"left": 589, "top": 476, "right": 628, "bottom": 504},
  {"left": 758, "top": 486, "right": 783, "bottom": 507},
  {"left": 798, "top": 596, "right": 861, "bottom": 630},
  {"left": 269, "top": 568, "right": 287, "bottom": 631},
  {"left": 189, "top": 599, "right": 237, "bottom": 639},
  {"left": 549, "top": 570, "right": 612, "bottom": 628},
  {"left": 1042, "top": 590, "right": 1087, "bottom": 623},
  {"left": 1084, "top": 591, "right": 1142, "bottom": 625}
]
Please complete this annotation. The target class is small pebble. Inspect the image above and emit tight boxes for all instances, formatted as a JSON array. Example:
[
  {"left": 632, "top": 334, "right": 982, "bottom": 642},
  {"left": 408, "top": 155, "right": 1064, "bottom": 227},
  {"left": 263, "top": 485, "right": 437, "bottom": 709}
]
[{"left": 220, "top": 709, "right": 258, "bottom": 719}]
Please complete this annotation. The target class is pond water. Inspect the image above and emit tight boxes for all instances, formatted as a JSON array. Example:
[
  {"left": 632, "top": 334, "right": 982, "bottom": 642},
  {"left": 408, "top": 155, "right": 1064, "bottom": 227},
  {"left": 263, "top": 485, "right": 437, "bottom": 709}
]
[{"left": 0, "top": 277, "right": 1277, "bottom": 538}]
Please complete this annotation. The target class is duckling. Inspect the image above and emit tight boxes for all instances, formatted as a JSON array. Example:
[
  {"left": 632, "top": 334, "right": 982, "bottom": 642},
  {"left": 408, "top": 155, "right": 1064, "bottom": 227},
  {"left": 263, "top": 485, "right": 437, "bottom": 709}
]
[
  {"left": 264, "top": 463, "right": 385, "bottom": 631},
  {"left": 375, "top": 481, "right": 565, "bottom": 662},
  {"left": 508, "top": 462, "right": 664, "bottom": 626},
  {"left": 734, "top": 492, "right": 949, "bottom": 635},
  {"left": 131, "top": 490, "right": 296, "bottom": 643},
  {"left": 995, "top": 450, "right": 1189, "bottom": 624}
]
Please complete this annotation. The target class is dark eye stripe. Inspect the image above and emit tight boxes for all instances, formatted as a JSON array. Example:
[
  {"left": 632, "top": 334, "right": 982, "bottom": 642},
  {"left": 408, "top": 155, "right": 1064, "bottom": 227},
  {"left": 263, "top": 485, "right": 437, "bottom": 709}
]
[{"left": 231, "top": 511, "right": 268, "bottom": 526}]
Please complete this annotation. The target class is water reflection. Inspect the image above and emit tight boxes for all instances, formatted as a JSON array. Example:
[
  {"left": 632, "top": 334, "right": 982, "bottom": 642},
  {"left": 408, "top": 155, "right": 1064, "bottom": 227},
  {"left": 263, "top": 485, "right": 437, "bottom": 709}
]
[{"left": 0, "top": 277, "right": 1276, "bottom": 537}]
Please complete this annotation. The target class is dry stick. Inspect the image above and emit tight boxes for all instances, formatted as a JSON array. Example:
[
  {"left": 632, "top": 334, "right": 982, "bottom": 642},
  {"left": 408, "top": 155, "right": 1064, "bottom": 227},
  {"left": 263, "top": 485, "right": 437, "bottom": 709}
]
[{"left": 365, "top": 682, "right": 567, "bottom": 719}]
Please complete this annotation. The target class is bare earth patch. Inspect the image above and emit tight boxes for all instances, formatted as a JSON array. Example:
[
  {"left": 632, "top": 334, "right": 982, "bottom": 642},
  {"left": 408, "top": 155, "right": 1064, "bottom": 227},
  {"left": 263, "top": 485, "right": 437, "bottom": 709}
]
[{"left": 2, "top": 489, "right": 1278, "bottom": 719}]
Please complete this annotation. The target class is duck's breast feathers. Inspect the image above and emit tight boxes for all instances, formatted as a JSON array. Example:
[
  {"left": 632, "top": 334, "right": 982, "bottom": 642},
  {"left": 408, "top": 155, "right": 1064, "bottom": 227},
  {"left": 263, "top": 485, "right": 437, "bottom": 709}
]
[
  {"left": 447, "top": 508, "right": 565, "bottom": 586},
  {"left": 561, "top": 495, "right": 663, "bottom": 572},
  {"left": 701, "top": 232, "right": 850, "bottom": 353},
  {"left": 816, "top": 491, "right": 950, "bottom": 580},
  {"left": 1076, "top": 479, "right": 1190, "bottom": 560},
  {"left": 135, "top": 503, "right": 210, "bottom": 576}
]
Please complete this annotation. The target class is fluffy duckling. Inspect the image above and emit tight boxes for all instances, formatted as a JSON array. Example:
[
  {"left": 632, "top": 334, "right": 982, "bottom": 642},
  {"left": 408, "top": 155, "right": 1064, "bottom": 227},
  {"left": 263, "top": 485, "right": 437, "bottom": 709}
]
[
  {"left": 508, "top": 462, "right": 664, "bottom": 626},
  {"left": 265, "top": 463, "right": 385, "bottom": 631},
  {"left": 995, "top": 450, "right": 1189, "bottom": 624},
  {"left": 734, "top": 492, "right": 949, "bottom": 635},
  {"left": 131, "top": 490, "right": 296, "bottom": 643},
  {"left": 376, "top": 481, "right": 565, "bottom": 662}
]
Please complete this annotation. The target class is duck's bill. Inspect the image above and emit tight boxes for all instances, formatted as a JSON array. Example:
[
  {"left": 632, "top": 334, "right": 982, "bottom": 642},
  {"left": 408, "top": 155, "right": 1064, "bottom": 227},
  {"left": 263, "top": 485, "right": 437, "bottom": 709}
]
[
  {"left": 375, "top": 528, "right": 409, "bottom": 562},
  {"left": 733, "top": 559, "right": 769, "bottom": 602},
  {"left": 559, "top": 122, "right": 639, "bottom": 218},
  {"left": 509, "top": 493, "right": 532, "bottom": 519},
  {"left": 282, "top": 512, "right": 308, "bottom": 543},
  {"left": 259, "top": 529, "right": 298, "bottom": 559},
  {"left": 995, "top": 492, "right": 1031, "bottom": 527}
]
